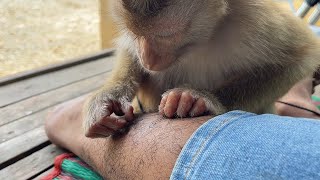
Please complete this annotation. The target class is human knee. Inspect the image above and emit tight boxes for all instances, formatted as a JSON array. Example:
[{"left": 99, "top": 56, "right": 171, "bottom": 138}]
[
  {"left": 97, "top": 114, "right": 208, "bottom": 179},
  {"left": 44, "top": 102, "right": 80, "bottom": 143}
]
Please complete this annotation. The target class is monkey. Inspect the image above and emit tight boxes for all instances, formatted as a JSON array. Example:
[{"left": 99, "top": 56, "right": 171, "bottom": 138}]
[{"left": 83, "top": 0, "right": 320, "bottom": 138}]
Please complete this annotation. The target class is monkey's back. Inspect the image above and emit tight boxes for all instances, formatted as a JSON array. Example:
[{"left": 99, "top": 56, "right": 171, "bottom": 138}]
[{"left": 133, "top": 0, "right": 320, "bottom": 114}]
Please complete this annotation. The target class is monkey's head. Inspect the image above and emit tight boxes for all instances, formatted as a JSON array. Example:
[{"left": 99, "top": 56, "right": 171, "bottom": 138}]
[{"left": 111, "top": 0, "right": 228, "bottom": 71}]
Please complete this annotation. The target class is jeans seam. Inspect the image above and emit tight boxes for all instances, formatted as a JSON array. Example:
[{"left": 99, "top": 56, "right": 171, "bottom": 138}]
[{"left": 184, "top": 112, "right": 250, "bottom": 180}]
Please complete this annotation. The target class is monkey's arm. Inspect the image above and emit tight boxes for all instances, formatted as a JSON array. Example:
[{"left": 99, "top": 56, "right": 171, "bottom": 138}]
[
  {"left": 158, "top": 62, "right": 316, "bottom": 118},
  {"left": 98, "top": 50, "right": 142, "bottom": 101},
  {"left": 82, "top": 50, "right": 143, "bottom": 137}
]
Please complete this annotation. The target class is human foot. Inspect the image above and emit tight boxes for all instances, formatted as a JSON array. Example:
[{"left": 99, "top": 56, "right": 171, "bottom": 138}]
[{"left": 275, "top": 78, "right": 320, "bottom": 119}]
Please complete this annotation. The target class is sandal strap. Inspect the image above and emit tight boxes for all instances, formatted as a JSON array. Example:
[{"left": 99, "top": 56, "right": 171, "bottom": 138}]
[{"left": 276, "top": 100, "right": 320, "bottom": 116}]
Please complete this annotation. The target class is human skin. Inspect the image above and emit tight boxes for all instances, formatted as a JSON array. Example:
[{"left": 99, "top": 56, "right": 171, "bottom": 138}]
[
  {"left": 45, "top": 78, "right": 319, "bottom": 179},
  {"left": 275, "top": 77, "right": 320, "bottom": 119},
  {"left": 45, "top": 96, "right": 209, "bottom": 179}
]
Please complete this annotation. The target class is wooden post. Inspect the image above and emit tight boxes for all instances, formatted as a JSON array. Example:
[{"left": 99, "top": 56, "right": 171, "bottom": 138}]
[{"left": 99, "top": 0, "right": 117, "bottom": 49}]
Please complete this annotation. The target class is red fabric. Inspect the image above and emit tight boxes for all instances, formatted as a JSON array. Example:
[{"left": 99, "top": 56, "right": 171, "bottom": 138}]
[{"left": 41, "top": 153, "right": 75, "bottom": 180}]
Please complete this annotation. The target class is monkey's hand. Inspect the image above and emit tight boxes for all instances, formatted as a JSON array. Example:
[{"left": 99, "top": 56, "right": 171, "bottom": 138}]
[
  {"left": 159, "top": 88, "right": 226, "bottom": 118},
  {"left": 83, "top": 93, "right": 134, "bottom": 138}
]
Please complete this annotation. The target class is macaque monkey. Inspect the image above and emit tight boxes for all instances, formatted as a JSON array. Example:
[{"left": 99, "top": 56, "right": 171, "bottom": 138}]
[{"left": 83, "top": 0, "right": 320, "bottom": 137}]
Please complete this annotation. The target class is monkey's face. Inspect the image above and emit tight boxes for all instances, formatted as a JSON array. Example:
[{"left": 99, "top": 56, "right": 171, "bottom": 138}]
[{"left": 111, "top": 0, "right": 228, "bottom": 71}]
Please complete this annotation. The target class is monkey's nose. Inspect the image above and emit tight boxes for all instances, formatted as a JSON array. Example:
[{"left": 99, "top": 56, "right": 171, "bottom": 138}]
[{"left": 139, "top": 37, "right": 176, "bottom": 71}]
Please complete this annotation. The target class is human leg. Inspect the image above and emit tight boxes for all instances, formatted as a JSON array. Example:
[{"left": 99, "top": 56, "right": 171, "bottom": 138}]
[
  {"left": 171, "top": 111, "right": 320, "bottom": 179},
  {"left": 45, "top": 96, "right": 209, "bottom": 179},
  {"left": 46, "top": 96, "right": 320, "bottom": 180},
  {"left": 45, "top": 75, "right": 320, "bottom": 179}
]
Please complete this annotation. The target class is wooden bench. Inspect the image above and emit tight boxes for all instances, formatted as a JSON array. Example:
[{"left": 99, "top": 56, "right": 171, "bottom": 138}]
[{"left": 0, "top": 50, "right": 115, "bottom": 179}]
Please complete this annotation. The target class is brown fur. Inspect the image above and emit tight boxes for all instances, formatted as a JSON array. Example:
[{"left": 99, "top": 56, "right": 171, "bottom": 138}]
[{"left": 83, "top": 0, "right": 320, "bottom": 134}]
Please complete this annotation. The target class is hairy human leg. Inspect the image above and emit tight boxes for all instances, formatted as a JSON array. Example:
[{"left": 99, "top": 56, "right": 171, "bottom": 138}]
[{"left": 45, "top": 96, "right": 209, "bottom": 179}]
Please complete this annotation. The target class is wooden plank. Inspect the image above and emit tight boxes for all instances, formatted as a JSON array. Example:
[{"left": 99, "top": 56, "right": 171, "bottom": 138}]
[
  {"left": 35, "top": 167, "right": 54, "bottom": 180},
  {"left": 0, "top": 145, "right": 64, "bottom": 179},
  {"left": 0, "top": 49, "right": 114, "bottom": 86},
  {"left": 0, "top": 110, "right": 48, "bottom": 143},
  {"left": 0, "top": 72, "right": 110, "bottom": 126},
  {"left": 0, "top": 93, "right": 90, "bottom": 143},
  {"left": 0, "top": 127, "right": 47, "bottom": 165},
  {"left": 0, "top": 56, "right": 115, "bottom": 107}
]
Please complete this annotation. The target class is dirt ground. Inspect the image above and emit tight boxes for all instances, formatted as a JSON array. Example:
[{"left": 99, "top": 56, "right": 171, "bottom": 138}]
[{"left": 0, "top": 0, "right": 100, "bottom": 78}]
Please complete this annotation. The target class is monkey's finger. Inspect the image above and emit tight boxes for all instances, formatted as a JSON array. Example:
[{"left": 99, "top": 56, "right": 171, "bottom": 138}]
[
  {"left": 159, "top": 95, "right": 168, "bottom": 115},
  {"left": 189, "top": 98, "right": 207, "bottom": 117},
  {"left": 102, "top": 103, "right": 114, "bottom": 117},
  {"left": 85, "top": 123, "right": 116, "bottom": 138},
  {"left": 100, "top": 116, "right": 128, "bottom": 130},
  {"left": 112, "top": 101, "right": 125, "bottom": 116},
  {"left": 164, "top": 91, "right": 181, "bottom": 118},
  {"left": 123, "top": 105, "right": 134, "bottom": 121},
  {"left": 87, "top": 133, "right": 111, "bottom": 139},
  {"left": 176, "top": 91, "right": 194, "bottom": 117}
]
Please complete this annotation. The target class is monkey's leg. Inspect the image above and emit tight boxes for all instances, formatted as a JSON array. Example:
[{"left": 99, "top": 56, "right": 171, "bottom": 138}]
[
  {"left": 159, "top": 88, "right": 226, "bottom": 118},
  {"left": 132, "top": 79, "right": 162, "bottom": 114},
  {"left": 215, "top": 63, "right": 316, "bottom": 114},
  {"left": 83, "top": 50, "right": 143, "bottom": 138}
]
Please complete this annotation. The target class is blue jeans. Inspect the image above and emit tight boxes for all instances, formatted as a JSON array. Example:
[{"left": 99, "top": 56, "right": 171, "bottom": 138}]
[{"left": 170, "top": 111, "right": 320, "bottom": 180}]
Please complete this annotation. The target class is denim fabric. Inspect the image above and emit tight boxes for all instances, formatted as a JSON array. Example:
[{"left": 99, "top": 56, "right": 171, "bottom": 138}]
[{"left": 170, "top": 111, "right": 320, "bottom": 180}]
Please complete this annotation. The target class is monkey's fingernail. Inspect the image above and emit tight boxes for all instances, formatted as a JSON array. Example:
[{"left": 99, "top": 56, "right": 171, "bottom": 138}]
[
  {"left": 161, "top": 94, "right": 168, "bottom": 98},
  {"left": 189, "top": 108, "right": 199, "bottom": 117},
  {"left": 189, "top": 112, "right": 195, "bottom": 117}
]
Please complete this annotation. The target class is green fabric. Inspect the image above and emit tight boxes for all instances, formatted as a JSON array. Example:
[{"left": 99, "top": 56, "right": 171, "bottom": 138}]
[
  {"left": 312, "top": 95, "right": 320, "bottom": 102},
  {"left": 61, "top": 159, "right": 103, "bottom": 180},
  {"left": 312, "top": 95, "right": 320, "bottom": 109}
]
